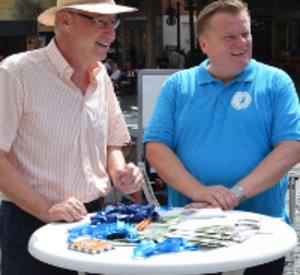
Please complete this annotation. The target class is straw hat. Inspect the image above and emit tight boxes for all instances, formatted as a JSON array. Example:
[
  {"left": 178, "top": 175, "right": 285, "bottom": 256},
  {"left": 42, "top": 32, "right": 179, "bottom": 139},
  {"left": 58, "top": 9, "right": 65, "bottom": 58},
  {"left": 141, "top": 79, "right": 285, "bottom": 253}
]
[{"left": 38, "top": 0, "right": 137, "bottom": 26}]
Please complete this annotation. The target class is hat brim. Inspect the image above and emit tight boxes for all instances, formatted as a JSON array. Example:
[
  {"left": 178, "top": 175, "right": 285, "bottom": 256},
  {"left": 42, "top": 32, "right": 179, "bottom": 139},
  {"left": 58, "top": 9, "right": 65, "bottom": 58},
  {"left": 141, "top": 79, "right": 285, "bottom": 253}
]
[{"left": 38, "top": 3, "right": 137, "bottom": 26}]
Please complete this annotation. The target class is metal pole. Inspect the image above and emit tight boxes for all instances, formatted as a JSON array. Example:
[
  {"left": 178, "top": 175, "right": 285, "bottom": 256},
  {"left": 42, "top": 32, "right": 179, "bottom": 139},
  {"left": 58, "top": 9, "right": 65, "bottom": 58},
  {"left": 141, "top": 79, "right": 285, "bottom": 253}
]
[
  {"left": 188, "top": 0, "right": 195, "bottom": 63},
  {"left": 120, "top": 0, "right": 126, "bottom": 67},
  {"left": 176, "top": 1, "right": 181, "bottom": 50}
]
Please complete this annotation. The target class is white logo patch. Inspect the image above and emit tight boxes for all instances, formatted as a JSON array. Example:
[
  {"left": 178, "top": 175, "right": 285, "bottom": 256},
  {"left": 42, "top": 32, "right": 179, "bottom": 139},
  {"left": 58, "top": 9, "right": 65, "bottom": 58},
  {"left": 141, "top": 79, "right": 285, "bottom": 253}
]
[{"left": 231, "top": 92, "right": 252, "bottom": 110}]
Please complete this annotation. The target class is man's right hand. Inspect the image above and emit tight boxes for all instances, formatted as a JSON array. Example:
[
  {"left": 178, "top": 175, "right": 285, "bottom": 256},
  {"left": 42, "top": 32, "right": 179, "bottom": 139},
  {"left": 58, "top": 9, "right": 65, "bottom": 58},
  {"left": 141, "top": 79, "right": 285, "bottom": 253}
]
[
  {"left": 46, "top": 197, "right": 87, "bottom": 223},
  {"left": 193, "top": 184, "right": 239, "bottom": 210}
]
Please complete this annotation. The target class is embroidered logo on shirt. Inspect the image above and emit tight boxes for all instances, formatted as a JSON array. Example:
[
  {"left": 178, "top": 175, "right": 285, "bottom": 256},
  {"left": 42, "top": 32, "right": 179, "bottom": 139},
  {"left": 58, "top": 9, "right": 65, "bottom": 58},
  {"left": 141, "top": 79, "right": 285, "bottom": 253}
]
[{"left": 231, "top": 92, "right": 252, "bottom": 110}]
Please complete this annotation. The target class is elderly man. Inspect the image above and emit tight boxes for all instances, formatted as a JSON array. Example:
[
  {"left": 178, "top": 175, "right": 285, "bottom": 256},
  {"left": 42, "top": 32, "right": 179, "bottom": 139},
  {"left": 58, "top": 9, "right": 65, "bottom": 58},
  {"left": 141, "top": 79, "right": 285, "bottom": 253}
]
[{"left": 0, "top": 1, "right": 143, "bottom": 274}]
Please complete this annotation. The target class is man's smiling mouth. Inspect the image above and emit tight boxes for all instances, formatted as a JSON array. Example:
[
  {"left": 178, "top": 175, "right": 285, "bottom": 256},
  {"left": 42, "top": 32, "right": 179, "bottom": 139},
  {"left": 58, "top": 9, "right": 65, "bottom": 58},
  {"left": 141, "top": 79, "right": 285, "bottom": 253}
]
[
  {"left": 231, "top": 50, "right": 246, "bottom": 56},
  {"left": 96, "top": 41, "right": 110, "bottom": 48}
]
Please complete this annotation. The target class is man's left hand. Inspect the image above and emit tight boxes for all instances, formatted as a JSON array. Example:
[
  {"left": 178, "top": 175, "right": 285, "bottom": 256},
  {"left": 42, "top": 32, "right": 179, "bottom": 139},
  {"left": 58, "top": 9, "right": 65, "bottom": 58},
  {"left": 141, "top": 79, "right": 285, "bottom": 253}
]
[{"left": 113, "top": 162, "right": 144, "bottom": 194}]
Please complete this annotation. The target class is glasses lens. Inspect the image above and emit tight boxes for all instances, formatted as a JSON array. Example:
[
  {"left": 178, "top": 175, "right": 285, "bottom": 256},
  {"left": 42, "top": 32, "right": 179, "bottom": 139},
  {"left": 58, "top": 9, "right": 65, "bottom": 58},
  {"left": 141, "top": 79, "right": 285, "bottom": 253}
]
[
  {"left": 95, "top": 17, "right": 120, "bottom": 29},
  {"left": 113, "top": 19, "right": 120, "bottom": 29}
]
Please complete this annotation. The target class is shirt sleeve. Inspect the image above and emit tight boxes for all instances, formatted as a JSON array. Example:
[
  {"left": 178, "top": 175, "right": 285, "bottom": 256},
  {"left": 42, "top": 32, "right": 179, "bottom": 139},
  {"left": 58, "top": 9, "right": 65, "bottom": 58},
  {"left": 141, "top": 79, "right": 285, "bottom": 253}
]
[
  {"left": 271, "top": 70, "right": 300, "bottom": 145},
  {"left": 143, "top": 76, "right": 177, "bottom": 148},
  {"left": 0, "top": 64, "right": 24, "bottom": 152}
]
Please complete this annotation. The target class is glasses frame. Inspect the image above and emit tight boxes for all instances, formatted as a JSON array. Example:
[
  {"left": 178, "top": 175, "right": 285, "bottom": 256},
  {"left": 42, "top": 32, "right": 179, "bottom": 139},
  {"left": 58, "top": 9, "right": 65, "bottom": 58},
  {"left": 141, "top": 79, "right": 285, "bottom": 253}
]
[{"left": 68, "top": 10, "right": 120, "bottom": 30}]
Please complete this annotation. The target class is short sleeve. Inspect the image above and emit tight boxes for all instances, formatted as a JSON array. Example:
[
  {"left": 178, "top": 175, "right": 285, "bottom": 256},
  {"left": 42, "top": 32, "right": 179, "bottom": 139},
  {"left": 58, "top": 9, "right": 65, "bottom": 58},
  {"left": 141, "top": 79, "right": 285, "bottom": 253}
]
[
  {"left": 0, "top": 65, "right": 24, "bottom": 152},
  {"left": 271, "top": 71, "right": 300, "bottom": 145},
  {"left": 143, "top": 76, "right": 176, "bottom": 148}
]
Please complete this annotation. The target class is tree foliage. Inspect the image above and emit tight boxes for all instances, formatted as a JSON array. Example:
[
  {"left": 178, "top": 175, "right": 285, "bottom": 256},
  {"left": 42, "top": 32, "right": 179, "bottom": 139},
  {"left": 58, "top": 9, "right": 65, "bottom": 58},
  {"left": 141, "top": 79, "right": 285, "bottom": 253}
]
[{"left": 12, "top": 0, "right": 44, "bottom": 22}]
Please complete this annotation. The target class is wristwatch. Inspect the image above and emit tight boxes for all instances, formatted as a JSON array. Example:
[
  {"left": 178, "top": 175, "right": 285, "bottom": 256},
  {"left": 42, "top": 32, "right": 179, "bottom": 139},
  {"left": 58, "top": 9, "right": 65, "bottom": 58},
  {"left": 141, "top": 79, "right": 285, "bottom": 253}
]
[{"left": 230, "top": 184, "right": 246, "bottom": 204}]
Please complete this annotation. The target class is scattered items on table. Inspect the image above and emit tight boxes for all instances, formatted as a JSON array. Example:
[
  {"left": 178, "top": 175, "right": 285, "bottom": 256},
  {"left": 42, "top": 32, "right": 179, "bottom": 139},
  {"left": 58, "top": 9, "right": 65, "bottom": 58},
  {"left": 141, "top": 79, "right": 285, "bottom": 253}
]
[
  {"left": 66, "top": 204, "right": 264, "bottom": 258},
  {"left": 166, "top": 218, "right": 263, "bottom": 248},
  {"left": 68, "top": 203, "right": 161, "bottom": 244},
  {"left": 68, "top": 238, "right": 114, "bottom": 254}
]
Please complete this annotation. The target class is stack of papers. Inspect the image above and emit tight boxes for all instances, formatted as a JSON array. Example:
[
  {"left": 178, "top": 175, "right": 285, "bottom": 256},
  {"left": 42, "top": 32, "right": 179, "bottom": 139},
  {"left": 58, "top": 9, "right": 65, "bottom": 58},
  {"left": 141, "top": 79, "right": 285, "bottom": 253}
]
[{"left": 158, "top": 208, "right": 226, "bottom": 219}]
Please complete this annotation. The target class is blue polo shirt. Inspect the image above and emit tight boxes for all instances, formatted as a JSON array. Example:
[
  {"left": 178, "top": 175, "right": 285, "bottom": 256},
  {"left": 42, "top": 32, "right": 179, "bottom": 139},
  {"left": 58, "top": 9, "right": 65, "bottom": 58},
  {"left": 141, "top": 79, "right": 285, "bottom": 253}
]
[{"left": 143, "top": 59, "right": 300, "bottom": 223}]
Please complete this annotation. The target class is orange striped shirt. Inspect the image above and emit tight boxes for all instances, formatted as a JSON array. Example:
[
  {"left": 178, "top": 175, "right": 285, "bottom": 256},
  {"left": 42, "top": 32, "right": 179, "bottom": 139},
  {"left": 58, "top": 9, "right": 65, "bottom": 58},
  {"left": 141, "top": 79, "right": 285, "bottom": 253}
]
[{"left": 0, "top": 39, "right": 130, "bottom": 204}]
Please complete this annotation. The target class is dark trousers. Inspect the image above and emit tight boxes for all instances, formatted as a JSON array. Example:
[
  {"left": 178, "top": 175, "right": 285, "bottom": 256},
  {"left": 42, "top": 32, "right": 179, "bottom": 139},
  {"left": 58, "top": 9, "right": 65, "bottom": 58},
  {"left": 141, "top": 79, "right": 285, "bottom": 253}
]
[
  {"left": 207, "top": 256, "right": 285, "bottom": 275},
  {"left": 0, "top": 199, "right": 102, "bottom": 275}
]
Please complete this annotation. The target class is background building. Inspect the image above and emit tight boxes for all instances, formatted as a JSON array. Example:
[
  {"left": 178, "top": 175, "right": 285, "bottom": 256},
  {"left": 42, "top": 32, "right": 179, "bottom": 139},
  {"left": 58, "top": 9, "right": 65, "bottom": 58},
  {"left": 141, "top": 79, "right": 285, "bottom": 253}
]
[{"left": 0, "top": 0, "right": 299, "bottom": 76}]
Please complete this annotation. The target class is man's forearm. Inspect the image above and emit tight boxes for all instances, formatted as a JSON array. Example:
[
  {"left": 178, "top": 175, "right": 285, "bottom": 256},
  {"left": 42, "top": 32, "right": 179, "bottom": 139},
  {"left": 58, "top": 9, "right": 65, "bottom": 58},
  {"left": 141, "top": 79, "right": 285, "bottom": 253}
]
[
  {"left": 238, "top": 140, "right": 300, "bottom": 199},
  {"left": 146, "top": 142, "right": 238, "bottom": 209},
  {"left": 146, "top": 141, "right": 202, "bottom": 201},
  {"left": 0, "top": 151, "right": 52, "bottom": 221},
  {"left": 107, "top": 146, "right": 126, "bottom": 179}
]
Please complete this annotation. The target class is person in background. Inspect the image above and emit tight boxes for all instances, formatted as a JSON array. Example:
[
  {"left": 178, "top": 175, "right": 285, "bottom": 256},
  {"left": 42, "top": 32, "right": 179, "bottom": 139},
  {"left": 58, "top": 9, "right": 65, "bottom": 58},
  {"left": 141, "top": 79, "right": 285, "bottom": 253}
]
[
  {"left": 178, "top": 49, "right": 186, "bottom": 69},
  {"left": 0, "top": 49, "right": 5, "bottom": 62},
  {"left": 169, "top": 48, "right": 181, "bottom": 69},
  {"left": 121, "top": 60, "right": 137, "bottom": 93},
  {"left": 0, "top": 1, "right": 144, "bottom": 274},
  {"left": 104, "top": 57, "right": 114, "bottom": 75},
  {"left": 110, "top": 60, "right": 122, "bottom": 91},
  {"left": 144, "top": 0, "right": 300, "bottom": 274}
]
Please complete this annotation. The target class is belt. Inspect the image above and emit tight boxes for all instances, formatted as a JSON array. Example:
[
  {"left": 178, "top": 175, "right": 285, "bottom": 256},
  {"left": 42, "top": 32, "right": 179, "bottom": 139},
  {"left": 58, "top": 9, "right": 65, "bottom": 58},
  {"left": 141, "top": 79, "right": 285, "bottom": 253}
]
[{"left": 84, "top": 198, "right": 103, "bottom": 213}]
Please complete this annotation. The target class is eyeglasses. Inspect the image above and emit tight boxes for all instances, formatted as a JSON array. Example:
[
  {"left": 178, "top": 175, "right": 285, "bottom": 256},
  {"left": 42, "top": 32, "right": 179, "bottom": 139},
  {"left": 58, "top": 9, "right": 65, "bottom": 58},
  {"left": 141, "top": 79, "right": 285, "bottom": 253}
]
[{"left": 68, "top": 11, "right": 120, "bottom": 30}]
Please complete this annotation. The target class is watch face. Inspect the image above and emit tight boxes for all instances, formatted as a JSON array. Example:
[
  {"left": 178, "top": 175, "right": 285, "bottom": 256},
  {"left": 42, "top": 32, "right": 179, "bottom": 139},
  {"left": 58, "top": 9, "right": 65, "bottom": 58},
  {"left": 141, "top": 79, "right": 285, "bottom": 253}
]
[{"left": 231, "top": 185, "right": 246, "bottom": 203}]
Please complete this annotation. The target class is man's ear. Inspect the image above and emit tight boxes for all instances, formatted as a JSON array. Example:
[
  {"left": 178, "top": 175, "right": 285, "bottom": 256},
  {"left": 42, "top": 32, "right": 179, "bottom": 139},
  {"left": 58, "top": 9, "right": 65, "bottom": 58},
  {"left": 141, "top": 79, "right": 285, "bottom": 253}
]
[
  {"left": 59, "top": 10, "right": 73, "bottom": 30},
  {"left": 198, "top": 36, "right": 207, "bottom": 54}
]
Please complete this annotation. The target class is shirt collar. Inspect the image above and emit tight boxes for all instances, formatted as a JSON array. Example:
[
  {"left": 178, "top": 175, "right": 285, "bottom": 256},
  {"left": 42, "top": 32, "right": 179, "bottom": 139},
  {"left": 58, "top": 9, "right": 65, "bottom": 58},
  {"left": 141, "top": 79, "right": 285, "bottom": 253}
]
[
  {"left": 196, "top": 58, "right": 255, "bottom": 85},
  {"left": 46, "top": 38, "right": 103, "bottom": 84},
  {"left": 46, "top": 38, "right": 73, "bottom": 80},
  {"left": 88, "top": 62, "right": 103, "bottom": 84}
]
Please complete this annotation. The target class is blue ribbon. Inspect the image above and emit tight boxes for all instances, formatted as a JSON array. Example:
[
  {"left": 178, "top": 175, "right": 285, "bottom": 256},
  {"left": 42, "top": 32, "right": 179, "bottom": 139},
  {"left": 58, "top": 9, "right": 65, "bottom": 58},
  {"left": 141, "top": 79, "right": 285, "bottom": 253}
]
[
  {"left": 68, "top": 220, "right": 140, "bottom": 244},
  {"left": 133, "top": 237, "right": 199, "bottom": 258},
  {"left": 90, "top": 203, "right": 159, "bottom": 224}
]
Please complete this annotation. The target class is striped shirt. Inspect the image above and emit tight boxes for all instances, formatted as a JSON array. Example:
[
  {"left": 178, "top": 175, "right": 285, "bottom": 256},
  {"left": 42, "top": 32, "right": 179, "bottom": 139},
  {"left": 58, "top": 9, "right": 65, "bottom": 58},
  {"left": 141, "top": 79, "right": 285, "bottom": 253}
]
[{"left": 0, "top": 39, "right": 130, "bottom": 204}]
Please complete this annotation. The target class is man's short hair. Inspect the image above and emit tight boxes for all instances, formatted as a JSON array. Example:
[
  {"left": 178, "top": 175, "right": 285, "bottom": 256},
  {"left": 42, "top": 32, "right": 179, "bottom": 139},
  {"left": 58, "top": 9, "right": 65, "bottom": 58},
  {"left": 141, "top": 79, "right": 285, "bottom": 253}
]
[{"left": 196, "top": 0, "right": 250, "bottom": 38}]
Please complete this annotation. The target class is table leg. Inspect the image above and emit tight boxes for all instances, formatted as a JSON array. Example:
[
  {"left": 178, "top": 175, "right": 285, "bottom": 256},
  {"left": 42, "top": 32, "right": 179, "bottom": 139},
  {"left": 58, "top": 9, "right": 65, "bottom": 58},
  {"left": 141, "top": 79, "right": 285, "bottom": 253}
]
[{"left": 289, "top": 176, "right": 297, "bottom": 225}]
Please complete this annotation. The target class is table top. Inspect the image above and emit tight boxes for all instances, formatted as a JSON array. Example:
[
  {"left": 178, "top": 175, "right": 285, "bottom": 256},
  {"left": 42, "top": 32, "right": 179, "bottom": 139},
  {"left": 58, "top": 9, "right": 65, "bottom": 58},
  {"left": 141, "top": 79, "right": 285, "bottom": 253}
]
[{"left": 28, "top": 209, "right": 297, "bottom": 275}]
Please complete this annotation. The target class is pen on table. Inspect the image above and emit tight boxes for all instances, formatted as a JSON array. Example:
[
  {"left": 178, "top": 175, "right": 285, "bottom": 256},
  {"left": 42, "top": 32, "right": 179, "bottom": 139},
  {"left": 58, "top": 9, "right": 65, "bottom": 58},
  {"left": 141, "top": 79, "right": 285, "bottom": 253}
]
[{"left": 136, "top": 218, "right": 152, "bottom": 231}]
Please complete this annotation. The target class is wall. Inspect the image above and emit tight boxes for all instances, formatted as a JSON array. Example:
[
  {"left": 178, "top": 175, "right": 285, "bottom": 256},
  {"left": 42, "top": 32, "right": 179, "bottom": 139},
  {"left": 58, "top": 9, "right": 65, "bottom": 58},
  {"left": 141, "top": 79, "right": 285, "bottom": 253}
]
[
  {"left": 162, "top": 14, "right": 197, "bottom": 55},
  {"left": 0, "top": 0, "right": 14, "bottom": 20}
]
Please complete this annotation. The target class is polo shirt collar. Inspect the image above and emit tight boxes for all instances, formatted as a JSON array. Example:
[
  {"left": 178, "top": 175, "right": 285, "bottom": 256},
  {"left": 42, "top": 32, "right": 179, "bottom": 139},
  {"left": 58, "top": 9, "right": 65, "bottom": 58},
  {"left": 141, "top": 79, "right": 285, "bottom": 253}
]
[{"left": 197, "top": 58, "right": 256, "bottom": 85}]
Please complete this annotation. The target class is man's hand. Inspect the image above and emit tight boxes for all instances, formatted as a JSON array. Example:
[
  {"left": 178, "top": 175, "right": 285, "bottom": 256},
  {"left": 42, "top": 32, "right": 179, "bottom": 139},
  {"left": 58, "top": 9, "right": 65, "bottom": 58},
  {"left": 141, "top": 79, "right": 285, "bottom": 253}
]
[
  {"left": 192, "top": 185, "right": 239, "bottom": 210},
  {"left": 46, "top": 197, "right": 88, "bottom": 223},
  {"left": 112, "top": 162, "right": 144, "bottom": 194}
]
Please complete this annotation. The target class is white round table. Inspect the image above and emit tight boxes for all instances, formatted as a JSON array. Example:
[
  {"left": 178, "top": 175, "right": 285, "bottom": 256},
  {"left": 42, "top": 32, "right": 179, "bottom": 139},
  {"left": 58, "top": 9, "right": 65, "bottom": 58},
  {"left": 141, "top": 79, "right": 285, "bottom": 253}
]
[{"left": 28, "top": 210, "right": 297, "bottom": 275}]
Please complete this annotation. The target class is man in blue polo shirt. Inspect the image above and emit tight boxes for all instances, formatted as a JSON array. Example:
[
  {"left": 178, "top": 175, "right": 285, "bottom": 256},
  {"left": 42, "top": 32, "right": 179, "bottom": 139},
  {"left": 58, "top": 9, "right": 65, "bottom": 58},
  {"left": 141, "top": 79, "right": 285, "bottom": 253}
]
[{"left": 143, "top": 0, "right": 300, "bottom": 274}]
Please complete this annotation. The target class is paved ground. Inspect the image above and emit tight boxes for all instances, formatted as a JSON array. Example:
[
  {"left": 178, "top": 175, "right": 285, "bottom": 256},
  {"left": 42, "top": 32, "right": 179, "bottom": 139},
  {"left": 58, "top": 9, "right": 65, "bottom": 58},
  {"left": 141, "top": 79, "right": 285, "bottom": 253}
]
[{"left": 285, "top": 172, "right": 300, "bottom": 275}]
